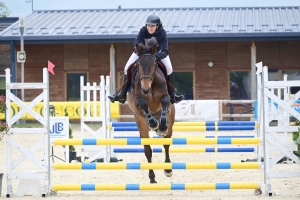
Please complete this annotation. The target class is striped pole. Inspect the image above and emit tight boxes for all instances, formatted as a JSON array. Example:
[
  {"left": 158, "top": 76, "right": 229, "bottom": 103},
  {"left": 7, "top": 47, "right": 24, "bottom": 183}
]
[
  {"left": 52, "top": 138, "right": 261, "bottom": 146},
  {"left": 52, "top": 162, "right": 261, "bottom": 170},
  {"left": 113, "top": 147, "right": 256, "bottom": 153},
  {"left": 110, "top": 121, "right": 256, "bottom": 127},
  {"left": 113, "top": 135, "right": 255, "bottom": 139},
  {"left": 111, "top": 126, "right": 255, "bottom": 131},
  {"left": 51, "top": 182, "right": 261, "bottom": 190}
]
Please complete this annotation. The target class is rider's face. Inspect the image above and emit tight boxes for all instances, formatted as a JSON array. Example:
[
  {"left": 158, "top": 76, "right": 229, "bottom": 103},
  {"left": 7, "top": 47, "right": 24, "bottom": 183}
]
[{"left": 147, "top": 24, "right": 157, "bottom": 34}]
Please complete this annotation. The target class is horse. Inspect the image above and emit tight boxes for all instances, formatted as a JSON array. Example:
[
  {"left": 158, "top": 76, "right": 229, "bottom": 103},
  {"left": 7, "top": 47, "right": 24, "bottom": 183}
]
[{"left": 127, "top": 37, "right": 175, "bottom": 183}]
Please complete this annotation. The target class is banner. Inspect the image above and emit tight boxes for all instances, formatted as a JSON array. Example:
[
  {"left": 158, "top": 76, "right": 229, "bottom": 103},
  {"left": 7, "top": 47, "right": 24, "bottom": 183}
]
[
  {"left": 0, "top": 101, "right": 120, "bottom": 120},
  {"left": 175, "top": 100, "right": 221, "bottom": 121}
]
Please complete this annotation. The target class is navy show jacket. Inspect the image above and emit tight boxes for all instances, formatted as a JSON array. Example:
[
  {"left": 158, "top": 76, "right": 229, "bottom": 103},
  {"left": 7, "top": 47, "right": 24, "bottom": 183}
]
[{"left": 133, "top": 25, "right": 169, "bottom": 60}]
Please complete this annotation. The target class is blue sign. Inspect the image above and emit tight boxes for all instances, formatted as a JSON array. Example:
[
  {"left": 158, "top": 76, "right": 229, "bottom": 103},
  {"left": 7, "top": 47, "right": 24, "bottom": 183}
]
[{"left": 50, "top": 122, "right": 64, "bottom": 134}]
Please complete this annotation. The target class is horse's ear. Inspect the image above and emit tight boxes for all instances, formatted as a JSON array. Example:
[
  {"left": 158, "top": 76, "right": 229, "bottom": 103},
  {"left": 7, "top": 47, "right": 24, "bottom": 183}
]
[
  {"left": 135, "top": 43, "right": 146, "bottom": 55},
  {"left": 135, "top": 44, "right": 141, "bottom": 54},
  {"left": 151, "top": 45, "right": 157, "bottom": 55}
]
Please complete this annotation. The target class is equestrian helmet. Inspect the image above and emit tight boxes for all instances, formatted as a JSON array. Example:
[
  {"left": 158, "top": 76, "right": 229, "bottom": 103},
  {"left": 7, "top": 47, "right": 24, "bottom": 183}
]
[{"left": 145, "top": 14, "right": 161, "bottom": 25}]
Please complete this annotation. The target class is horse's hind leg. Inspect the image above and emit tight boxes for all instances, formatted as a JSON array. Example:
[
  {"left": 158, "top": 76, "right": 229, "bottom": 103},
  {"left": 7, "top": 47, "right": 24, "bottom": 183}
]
[
  {"left": 163, "top": 144, "right": 173, "bottom": 177},
  {"left": 134, "top": 112, "right": 157, "bottom": 184},
  {"left": 144, "top": 145, "right": 157, "bottom": 183}
]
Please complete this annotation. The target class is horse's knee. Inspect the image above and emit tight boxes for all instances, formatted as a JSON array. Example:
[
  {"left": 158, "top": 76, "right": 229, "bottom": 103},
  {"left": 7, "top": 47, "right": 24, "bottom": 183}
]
[
  {"left": 136, "top": 98, "right": 148, "bottom": 110},
  {"left": 160, "top": 95, "right": 170, "bottom": 105}
]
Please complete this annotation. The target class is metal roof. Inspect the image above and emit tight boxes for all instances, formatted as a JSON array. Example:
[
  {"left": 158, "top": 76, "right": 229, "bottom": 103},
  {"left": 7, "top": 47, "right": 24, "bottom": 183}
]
[
  {"left": 0, "top": 7, "right": 300, "bottom": 43},
  {"left": 0, "top": 17, "right": 18, "bottom": 32}
]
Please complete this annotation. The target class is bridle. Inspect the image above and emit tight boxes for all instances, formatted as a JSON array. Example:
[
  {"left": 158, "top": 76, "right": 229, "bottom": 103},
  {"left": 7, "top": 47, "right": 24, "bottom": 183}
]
[{"left": 135, "top": 54, "right": 158, "bottom": 83}]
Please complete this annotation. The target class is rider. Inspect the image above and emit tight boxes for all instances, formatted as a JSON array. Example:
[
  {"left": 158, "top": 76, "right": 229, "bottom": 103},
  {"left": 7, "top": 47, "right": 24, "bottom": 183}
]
[{"left": 108, "top": 14, "right": 184, "bottom": 104}]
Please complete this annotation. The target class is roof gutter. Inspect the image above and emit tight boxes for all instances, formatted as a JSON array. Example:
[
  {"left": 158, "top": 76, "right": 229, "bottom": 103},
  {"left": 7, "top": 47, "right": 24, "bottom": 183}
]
[{"left": 0, "top": 33, "right": 299, "bottom": 44}]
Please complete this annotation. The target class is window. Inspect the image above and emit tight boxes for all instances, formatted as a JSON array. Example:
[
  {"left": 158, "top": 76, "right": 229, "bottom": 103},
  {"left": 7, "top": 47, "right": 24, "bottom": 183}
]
[
  {"left": 173, "top": 71, "right": 193, "bottom": 100},
  {"left": 230, "top": 71, "right": 250, "bottom": 100},
  {"left": 66, "top": 73, "right": 87, "bottom": 101},
  {"left": 268, "top": 69, "right": 279, "bottom": 81},
  {"left": 282, "top": 70, "right": 300, "bottom": 94},
  {"left": 0, "top": 75, "right": 5, "bottom": 96}
]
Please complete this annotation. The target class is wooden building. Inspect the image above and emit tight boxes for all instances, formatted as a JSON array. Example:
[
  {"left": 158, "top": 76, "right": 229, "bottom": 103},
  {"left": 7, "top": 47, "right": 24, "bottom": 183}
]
[{"left": 0, "top": 7, "right": 300, "bottom": 118}]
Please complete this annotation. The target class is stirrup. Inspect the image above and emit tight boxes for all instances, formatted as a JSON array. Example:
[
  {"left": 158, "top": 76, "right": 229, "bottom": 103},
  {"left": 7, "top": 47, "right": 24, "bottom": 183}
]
[
  {"left": 174, "top": 95, "right": 184, "bottom": 103},
  {"left": 173, "top": 92, "right": 184, "bottom": 104}
]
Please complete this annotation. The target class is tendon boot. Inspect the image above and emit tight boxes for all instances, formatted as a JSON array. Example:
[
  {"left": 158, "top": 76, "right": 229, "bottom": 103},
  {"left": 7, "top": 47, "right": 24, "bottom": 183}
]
[
  {"left": 108, "top": 75, "right": 130, "bottom": 104},
  {"left": 167, "top": 74, "right": 184, "bottom": 104}
]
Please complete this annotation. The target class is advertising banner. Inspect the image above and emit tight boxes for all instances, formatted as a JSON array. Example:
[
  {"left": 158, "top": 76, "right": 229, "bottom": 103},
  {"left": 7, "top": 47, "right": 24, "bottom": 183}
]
[
  {"left": 0, "top": 101, "right": 120, "bottom": 120},
  {"left": 49, "top": 116, "right": 69, "bottom": 163},
  {"left": 175, "top": 100, "right": 221, "bottom": 121}
]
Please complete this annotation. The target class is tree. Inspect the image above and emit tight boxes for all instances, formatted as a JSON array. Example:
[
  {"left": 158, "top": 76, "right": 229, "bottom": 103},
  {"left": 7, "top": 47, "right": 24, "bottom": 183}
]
[{"left": 0, "top": 2, "right": 10, "bottom": 17}]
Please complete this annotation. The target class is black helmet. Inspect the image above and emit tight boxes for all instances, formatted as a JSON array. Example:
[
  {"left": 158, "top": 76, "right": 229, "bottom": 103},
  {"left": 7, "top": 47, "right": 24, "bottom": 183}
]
[{"left": 145, "top": 14, "right": 161, "bottom": 25}]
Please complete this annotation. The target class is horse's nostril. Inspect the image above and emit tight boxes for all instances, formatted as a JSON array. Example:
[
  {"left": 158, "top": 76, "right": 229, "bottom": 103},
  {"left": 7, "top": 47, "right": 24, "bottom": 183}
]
[
  {"left": 141, "top": 88, "right": 151, "bottom": 95},
  {"left": 143, "top": 89, "right": 149, "bottom": 95}
]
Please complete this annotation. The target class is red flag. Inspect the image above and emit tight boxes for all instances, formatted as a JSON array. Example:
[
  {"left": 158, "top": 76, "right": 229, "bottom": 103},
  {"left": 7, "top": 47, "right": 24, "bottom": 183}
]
[{"left": 48, "top": 60, "right": 55, "bottom": 75}]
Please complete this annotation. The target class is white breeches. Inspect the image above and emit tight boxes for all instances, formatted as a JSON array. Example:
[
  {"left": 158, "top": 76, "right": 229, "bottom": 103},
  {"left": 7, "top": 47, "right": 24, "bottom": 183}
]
[
  {"left": 124, "top": 52, "right": 173, "bottom": 75},
  {"left": 124, "top": 53, "right": 139, "bottom": 74}
]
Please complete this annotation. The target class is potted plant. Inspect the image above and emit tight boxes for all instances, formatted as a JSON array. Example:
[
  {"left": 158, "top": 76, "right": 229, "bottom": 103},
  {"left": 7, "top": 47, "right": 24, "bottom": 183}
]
[
  {"left": 292, "top": 120, "right": 300, "bottom": 159},
  {"left": 63, "top": 112, "right": 76, "bottom": 162},
  {"left": 0, "top": 95, "right": 9, "bottom": 196},
  {"left": 0, "top": 95, "right": 9, "bottom": 141},
  {"left": 0, "top": 121, "right": 9, "bottom": 141}
]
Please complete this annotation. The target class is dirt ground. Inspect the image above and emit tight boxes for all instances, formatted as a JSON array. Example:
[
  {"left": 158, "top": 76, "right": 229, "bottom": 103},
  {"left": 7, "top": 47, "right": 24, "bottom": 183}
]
[{"left": 0, "top": 125, "right": 300, "bottom": 200}]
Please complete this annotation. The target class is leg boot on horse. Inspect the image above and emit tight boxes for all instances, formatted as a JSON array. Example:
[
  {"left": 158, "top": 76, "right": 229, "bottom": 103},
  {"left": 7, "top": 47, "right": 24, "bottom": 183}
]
[
  {"left": 167, "top": 74, "right": 184, "bottom": 104},
  {"left": 108, "top": 74, "right": 130, "bottom": 104}
]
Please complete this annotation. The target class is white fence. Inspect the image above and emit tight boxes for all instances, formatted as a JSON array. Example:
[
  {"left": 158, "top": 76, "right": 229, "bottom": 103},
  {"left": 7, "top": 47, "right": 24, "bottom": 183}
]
[
  {"left": 5, "top": 68, "right": 50, "bottom": 197},
  {"left": 80, "top": 75, "right": 111, "bottom": 163},
  {"left": 256, "top": 62, "right": 300, "bottom": 195}
]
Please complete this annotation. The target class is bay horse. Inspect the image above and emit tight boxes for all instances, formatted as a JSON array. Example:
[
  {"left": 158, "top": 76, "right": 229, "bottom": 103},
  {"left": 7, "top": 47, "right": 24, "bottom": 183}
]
[{"left": 127, "top": 37, "right": 175, "bottom": 183}]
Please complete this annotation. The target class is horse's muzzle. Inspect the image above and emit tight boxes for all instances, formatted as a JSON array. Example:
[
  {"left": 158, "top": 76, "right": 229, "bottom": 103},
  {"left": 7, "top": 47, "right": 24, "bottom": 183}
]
[{"left": 141, "top": 87, "right": 152, "bottom": 95}]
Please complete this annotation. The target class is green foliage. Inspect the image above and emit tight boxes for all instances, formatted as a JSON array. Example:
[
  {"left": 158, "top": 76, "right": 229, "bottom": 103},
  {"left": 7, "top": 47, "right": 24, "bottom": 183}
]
[
  {"left": 292, "top": 120, "right": 300, "bottom": 158},
  {"left": 0, "top": 95, "right": 6, "bottom": 113},
  {"left": 0, "top": 95, "right": 9, "bottom": 141},
  {"left": 0, "top": 2, "right": 10, "bottom": 17},
  {"left": 0, "top": 121, "right": 9, "bottom": 141}
]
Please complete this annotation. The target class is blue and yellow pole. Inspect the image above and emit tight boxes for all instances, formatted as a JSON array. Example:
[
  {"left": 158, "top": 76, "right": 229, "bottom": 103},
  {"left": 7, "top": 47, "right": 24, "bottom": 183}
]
[
  {"left": 52, "top": 162, "right": 261, "bottom": 170},
  {"left": 52, "top": 138, "right": 261, "bottom": 146},
  {"left": 51, "top": 182, "right": 260, "bottom": 191}
]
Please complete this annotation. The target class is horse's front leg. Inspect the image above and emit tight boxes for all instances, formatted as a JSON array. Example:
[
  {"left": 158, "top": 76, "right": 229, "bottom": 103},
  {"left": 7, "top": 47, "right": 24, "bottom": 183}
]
[
  {"left": 137, "top": 97, "right": 158, "bottom": 131},
  {"left": 157, "top": 95, "right": 170, "bottom": 137}
]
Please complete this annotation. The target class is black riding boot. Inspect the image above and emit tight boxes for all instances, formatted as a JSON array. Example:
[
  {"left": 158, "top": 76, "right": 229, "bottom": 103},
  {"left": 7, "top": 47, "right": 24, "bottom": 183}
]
[
  {"left": 167, "top": 74, "right": 184, "bottom": 104},
  {"left": 108, "top": 75, "right": 130, "bottom": 104}
]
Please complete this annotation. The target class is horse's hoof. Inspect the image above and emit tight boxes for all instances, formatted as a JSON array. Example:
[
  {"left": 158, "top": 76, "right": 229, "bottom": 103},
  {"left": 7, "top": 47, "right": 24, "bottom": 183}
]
[
  {"left": 149, "top": 123, "right": 159, "bottom": 131},
  {"left": 164, "top": 170, "right": 173, "bottom": 177},
  {"left": 156, "top": 129, "right": 168, "bottom": 137}
]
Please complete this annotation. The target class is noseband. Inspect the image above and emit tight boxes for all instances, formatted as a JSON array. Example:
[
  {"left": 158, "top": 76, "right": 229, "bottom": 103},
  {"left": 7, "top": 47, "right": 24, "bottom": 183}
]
[{"left": 136, "top": 54, "right": 158, "bottom": 82}]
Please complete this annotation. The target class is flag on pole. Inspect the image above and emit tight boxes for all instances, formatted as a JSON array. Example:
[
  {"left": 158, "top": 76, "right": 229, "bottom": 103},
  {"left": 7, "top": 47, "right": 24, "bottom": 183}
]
[{"left": 48, "top": 60, "right": 55, "bottom": 75}]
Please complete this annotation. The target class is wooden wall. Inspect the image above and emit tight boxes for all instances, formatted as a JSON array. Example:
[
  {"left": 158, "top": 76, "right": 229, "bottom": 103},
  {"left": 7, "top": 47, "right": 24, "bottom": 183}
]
[
  {"left": 0, "top": 45, "right": 11, "bottom": 73},
  {"left": 1, "top": 40, "right": 298, "bottom": 119}
]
